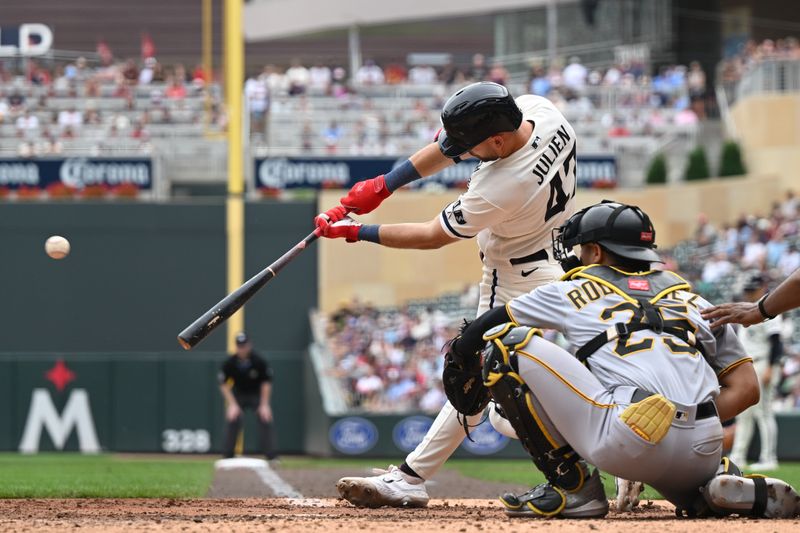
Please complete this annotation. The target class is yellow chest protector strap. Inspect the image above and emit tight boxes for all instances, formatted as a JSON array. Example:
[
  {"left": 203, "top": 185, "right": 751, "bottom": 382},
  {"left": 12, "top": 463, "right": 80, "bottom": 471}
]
[{"left": 566, "top": 266, "right": 703, "bottom": 363}]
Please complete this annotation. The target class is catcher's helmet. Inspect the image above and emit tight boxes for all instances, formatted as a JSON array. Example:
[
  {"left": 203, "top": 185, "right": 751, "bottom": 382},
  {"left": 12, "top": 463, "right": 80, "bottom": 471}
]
[
  {"left": 438, "top": 82, "right": 523, "bottom": 158},
  {"left": 552, "top": 200, "right": 661, "bottom": 263}
]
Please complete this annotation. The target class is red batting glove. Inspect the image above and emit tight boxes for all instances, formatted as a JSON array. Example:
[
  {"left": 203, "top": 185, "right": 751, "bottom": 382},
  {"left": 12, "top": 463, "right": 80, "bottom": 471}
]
[
  {"left": 317, "top": 216, "right": 362, "bottom": 243},
  {"left": 314, "top": 205, "right": 349, "bottom": 232},
  {"left": 340, "top": 175, "right": 391, "bottom": 215}
]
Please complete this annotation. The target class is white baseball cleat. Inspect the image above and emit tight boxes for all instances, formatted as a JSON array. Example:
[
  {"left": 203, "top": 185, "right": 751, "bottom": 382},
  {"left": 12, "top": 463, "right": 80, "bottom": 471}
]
[
  {"left": 748, "top": 460, "right": 779, "bottom": 472},
  {"left": 703, "top": 474, "right": 800, "bottom": 518},
  {"left": 614, "top": 478, "right": 644, "bottom": 513},
  {"left": 336, "top": 465, "right": 430, "bottom": 508}
]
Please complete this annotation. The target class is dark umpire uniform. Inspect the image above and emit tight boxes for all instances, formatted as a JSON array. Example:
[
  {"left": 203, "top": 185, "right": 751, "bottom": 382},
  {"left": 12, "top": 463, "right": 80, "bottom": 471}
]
[{"left": 218, "top": 331, "right": 278, "bottom": 460}]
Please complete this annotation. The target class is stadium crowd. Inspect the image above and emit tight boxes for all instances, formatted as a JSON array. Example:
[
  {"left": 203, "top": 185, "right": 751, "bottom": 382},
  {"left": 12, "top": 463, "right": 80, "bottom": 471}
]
[
  {"left": 321, "top": 191, "right": 800, "bottom": 414},
  {"left": 719, "top": 36, "right": 800, "bottom": 86},
  {"left": 0, "top": 54, "right": 223, "bottom": 157},
  {"left": 2, "top": 35, "right": 796, "bottom": 160}
]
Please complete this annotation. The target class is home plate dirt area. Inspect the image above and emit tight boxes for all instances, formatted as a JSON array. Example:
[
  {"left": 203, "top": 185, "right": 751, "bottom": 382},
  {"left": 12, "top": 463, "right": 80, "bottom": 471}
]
[{"left": 1, "top": 466, "right": 798, "bottom": 532}]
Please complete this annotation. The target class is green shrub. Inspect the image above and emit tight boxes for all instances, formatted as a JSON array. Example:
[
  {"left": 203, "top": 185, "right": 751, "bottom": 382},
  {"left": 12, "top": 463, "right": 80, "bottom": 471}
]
[
  {"left": 718, "top": 140, "right": 746, "bottom": 177},
  {"left": 684, "top": 146, "right": 711, "bottom": 181},
  {"left": 646, "top": 153, "right": 668, "bottom": 184}
]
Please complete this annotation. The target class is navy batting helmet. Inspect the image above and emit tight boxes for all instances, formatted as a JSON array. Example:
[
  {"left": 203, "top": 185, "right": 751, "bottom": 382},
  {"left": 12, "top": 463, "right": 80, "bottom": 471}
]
[
  {"left": 552, "top": 201, "right": 661, "bottom": 263},
  {"left": 437, "top": 82, "right": 523, "bottom": 158}
]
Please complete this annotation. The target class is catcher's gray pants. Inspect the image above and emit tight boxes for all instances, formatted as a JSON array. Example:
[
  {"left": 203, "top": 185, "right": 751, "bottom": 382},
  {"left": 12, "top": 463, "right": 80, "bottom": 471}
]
[
  {"left": 509, "top": 334, "right": 724, "bottom": 509},
  {"left": 405, "top": 260, "right": 560, "bottom": 480}
]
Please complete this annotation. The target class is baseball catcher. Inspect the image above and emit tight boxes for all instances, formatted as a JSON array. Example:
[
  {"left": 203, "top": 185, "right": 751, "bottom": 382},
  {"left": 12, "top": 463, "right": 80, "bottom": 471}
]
[{"left": 444, "top": 201, "right": 800, "bottom": 518}]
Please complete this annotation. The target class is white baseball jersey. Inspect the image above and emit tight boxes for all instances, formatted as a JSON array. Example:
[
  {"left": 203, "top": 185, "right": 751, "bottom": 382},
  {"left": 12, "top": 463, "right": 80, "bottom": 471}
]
[
  {"left": 439, "top": 95, "right": 577, "bottom": 268},
  {"left": 506, "top": 277, "right": 751, "bottom": 406},
  {"left": 737, "top": 316, "right": 784, "bottom": 364}
]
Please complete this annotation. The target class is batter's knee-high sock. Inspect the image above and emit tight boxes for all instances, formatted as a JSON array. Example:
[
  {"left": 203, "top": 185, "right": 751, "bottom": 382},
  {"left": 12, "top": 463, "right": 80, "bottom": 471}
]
[{"left": 400, "top": 462, "right": 423, "bottom": 480}]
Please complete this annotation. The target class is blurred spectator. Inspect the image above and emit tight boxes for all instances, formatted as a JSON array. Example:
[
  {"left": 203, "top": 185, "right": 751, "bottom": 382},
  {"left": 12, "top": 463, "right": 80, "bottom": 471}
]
[
  {"left": 245, "top": 72, "right": 269, "bottom": 136},
  {"left": 8, "top": 91, "right": 25, "bottom": 112},
  {"left": 286, "top": 59, "right": 310, "bottom": 95},
  {"left": 322, "top": 120, "right": 344, "bottom": 153},
  {"left": 300, "top": 121, "right": 314, "bottom": 151},
  {"left": 563, "top": 56, "right": 588, "bottom": 94},
  {"left": 438, "top": 60, "right": 462, "bottom": 85},
  {"left": 308, "top": 62, "right": 332, "bottom": 93},
  {"left": 58, "top": 107, "right": 83, "bottom": 133},
  {"left": 782, "top": 191, "right": 798, "bottom": 219},
  {"left": 694, "top": 213, "right": 717, "bottom": 246},
  {"left": 331, "top": 66, "right": 348, "bottom": 97},
  {"left": 191, "top": 64, "right": 208, "bottom": 87},
  {"left": 607, "top": 117, "right": 631, "bottom": 137},
  {"left": 468, "top": 53, "right": 487, "bottom": 81},
  {"left": 603, "top": 64, "right": 622, "bottom": 85},
  {"left": 130, "top": 120, "right": 149, "bottom": 140},
  {"left": 487, "top": 60, "right": 509, "bottom": 85},
  {"left": 779, "top": 244, "right": 800, "bottom": 278},
  {"left": 139, "top": 57, "right": 159, "bottom": 85},
  {"left": 702, "top": 251, "right": 734, "bottom": 284},
  {"left": 742, "top": 232, "right": 767, "bottom": 269},
  {"left": 261, "top": 64, "right": 287, "bottom": 95},
  {"left": 687, "top": 61, "right": 707, "bottom": 119},
  {"left": 165, "top": 75, "right": 187, "bottom": 99},
  {"left": 65, "top": 56, "right": 92, "bottom": 83},
  {"left": 356, "top": 59, "right": 385, "bottom": 86},
  {"left": 121, "top": 59, "right": 139, "bottom": 86},
  {"left": 674, "top": 107, "right": 699, "bottom": 128},
  {"left": 384, "top": 63, "right": 408, "bottom": 85},
  {"left": 408, "top": 64, "right": 438, "bottom": 85},
  {"left": 16, "top": 110, "right": 40, "bottom": 139}
]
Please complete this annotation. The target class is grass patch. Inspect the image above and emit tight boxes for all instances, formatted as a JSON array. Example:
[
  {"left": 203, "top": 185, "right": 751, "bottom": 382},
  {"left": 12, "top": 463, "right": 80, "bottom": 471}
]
[
  {"left": 2, "top": 453, "right": 799, "bottom": 500},
  {"left": 0, "top": 453, "right": 215, "bottom": 498}
]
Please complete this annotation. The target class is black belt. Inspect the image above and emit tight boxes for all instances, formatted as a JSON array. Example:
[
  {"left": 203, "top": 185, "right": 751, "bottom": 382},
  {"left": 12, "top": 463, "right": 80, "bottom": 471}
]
[
  {"left": 631, "top": 389, "right": 718, "bottom": 420},
  {"left": 509, "top": 249, "right": 548, "bottom": 265},
  {"left": 478, "top": 248, "right": 548, "bottom": 265}
]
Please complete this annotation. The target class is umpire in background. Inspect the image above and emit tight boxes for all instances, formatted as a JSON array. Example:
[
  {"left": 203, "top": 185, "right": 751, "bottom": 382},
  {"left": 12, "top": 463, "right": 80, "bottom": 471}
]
[{"left": 218, "top": 331, "right": 278, "bottom": 461}]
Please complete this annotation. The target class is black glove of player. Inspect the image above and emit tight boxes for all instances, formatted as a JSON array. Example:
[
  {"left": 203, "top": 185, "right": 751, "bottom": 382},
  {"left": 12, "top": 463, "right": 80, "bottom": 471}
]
[{"left": 442, "top": 320, "right": 490, "bottom": 418}]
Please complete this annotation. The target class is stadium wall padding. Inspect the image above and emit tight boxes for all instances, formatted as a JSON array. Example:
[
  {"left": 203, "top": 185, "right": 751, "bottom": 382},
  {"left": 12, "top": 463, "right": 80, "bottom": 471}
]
[{"left": 0, "top": 352, "right": 305, "bottom": 453}]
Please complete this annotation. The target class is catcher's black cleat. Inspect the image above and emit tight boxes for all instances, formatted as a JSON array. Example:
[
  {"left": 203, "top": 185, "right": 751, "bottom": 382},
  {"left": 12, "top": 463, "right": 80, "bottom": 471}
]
[{"left": 500, "top": 469, "right": 609, "bottom": 518}]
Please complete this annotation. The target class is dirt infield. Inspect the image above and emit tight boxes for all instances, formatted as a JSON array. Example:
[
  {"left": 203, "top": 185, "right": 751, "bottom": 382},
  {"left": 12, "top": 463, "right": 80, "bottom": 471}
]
[
  {"left": 2, "top": 465, "right": 799, "bottom": 532},
  {"left": 2, "top": 498, "right": 799, "bottom": 533}
]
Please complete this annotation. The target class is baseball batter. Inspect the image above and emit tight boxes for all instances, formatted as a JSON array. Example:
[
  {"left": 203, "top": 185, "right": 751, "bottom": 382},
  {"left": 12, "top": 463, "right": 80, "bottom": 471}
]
[
  {"left": 444, "top": 201, "right": 800, "bottom": 518},
  {"left": 315, "top": 82, "right": 579, "bottom": 507}
]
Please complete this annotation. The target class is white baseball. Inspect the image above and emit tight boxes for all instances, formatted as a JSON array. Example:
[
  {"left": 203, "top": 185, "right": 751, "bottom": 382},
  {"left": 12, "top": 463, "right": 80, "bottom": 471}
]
[{"left": 45, "top": 235, "right": 71, "bottom": 260}]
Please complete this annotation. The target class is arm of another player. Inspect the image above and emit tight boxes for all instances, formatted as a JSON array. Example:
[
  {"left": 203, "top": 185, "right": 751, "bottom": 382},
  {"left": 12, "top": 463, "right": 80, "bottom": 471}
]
[
  {"left": 219, "top": 381, "right": 241, "bottom": 421},
  {"left": 316, "top": 142, "right": 454, "bottom": 226},
  {"left": 702, "top": 267, "right": 800, "bottom": 327},
  {"left": 258, "top": 381, "right": 273, "bottom": 422},
  {"left": 715, "top": 360, "right": 759, "bottom": 421}
]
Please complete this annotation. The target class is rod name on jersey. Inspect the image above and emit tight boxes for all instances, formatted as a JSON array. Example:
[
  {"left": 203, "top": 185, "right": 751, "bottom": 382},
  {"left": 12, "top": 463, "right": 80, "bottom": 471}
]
[
  {"left": 532, "top": 124, "right": 572, "bottom": 185},
  {"left": 566, "top": 279, "right": 615, "bottom": 310}
]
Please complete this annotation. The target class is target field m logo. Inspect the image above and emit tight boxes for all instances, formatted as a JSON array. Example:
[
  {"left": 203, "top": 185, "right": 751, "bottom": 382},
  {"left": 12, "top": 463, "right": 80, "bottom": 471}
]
[{"left": 18, "top": 359, "right": 100, "bottom": 453}]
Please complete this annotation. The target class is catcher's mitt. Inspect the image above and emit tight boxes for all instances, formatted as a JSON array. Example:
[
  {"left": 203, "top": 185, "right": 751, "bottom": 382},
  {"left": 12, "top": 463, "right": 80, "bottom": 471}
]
[{"left": 442, "top": 320, "right": 490, "bottom": 418}]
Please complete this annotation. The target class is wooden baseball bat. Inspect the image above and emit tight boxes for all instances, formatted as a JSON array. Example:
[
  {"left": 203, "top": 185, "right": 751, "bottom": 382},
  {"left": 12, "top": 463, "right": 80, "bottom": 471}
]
[{"left": 178, "top": 229, "right": 320, "bottom": 350}]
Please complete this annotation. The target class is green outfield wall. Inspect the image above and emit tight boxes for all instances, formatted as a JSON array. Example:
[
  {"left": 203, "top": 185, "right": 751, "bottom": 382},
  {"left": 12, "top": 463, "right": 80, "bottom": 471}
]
[{"left": 0, "top": 201, "right": 316, "bottom": 454}]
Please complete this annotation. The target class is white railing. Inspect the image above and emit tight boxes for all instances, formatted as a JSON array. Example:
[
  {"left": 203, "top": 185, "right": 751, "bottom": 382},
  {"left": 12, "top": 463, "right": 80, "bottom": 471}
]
[{"left": 737, "top": 59, "right": 800, "bottom": 100}]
